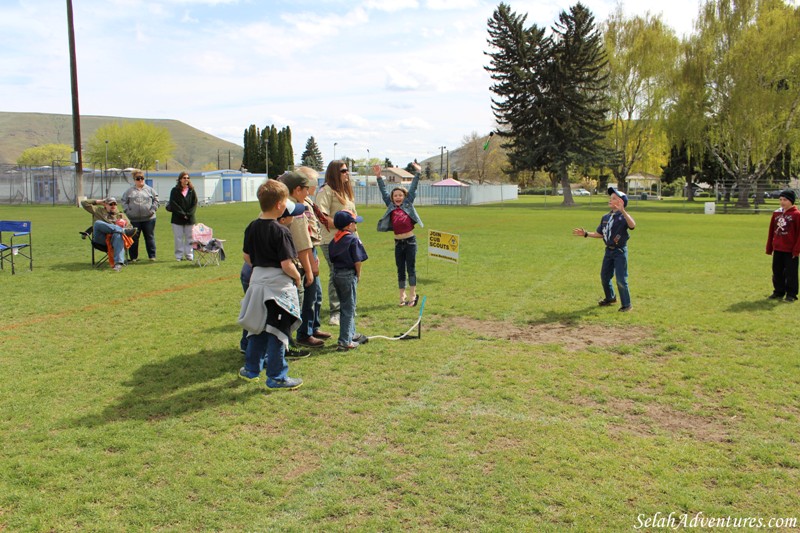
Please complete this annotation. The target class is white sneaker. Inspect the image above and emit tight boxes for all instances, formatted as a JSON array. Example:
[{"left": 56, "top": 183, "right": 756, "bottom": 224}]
[{"left": 329, "top": 315, "right": 340, "bottom": 326}]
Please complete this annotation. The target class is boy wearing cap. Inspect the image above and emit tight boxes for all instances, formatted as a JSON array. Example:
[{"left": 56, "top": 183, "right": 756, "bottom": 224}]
[
  {"left": 573, "top": 187, "right": 636, "bottom": 312},
  {"left": 281, "top": 169, "right": 331, "bottom": 349},
  {"left": 766, "top": 189, "right": 800, "bottom": 302},
  {"left": 80, "top": 197, "right": 137, "bottom": 271},
  {"left": 328, "top": 210, "right": 368, "bottom": 351},
  {"left": 237, "top": 180, "right": 305, "bottom": 390}
]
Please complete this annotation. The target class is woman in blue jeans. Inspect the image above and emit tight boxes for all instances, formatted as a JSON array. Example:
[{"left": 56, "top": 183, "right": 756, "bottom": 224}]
[{"left": 375, "top": 162, "right": 424, "bottom": 307}]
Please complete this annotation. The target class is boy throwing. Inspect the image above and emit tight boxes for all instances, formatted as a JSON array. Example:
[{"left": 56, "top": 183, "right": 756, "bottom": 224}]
[{"left": 573, "top": 187, "right": 636, "bottom": 312}]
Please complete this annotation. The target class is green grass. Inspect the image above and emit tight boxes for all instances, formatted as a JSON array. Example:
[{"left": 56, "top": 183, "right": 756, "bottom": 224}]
[{"left": 1, "top": 197, "right": 798, "bottom": 531}]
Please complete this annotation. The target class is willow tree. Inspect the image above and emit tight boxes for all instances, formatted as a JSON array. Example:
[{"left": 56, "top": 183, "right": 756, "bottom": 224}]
[
  {"left": 671, "top": 0, "right": 800, "bottom": 207},
  {"left": 85, "top": 121, "right": 174, "bottom": 170},
  {"left": 603, "top": 9, "right": 679, "bottom": 192}
]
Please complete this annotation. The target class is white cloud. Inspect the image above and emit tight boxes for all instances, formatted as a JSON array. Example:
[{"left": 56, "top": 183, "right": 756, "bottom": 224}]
[
  {"left": 396, "top": 117, "right": 433, "bottom": 130},
  {"left": 365, "top": 0, "right": 420, "bottom": 12}
]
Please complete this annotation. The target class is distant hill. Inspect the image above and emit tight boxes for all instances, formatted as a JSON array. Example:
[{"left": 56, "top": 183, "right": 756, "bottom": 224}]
[{"left": 0, "top": 111, "right": 243, "bottom": 170}]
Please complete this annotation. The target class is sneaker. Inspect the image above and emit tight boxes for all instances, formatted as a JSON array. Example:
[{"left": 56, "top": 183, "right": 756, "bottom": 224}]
[
  {"left": 123, "top": 227, "right": 138, "bottom": 237},
  {"left": 312, "top": 329, "right": 332, "bottom": 339},
  {"left": 128, "top": 258, "right": 139, "bottom": 263},
  {"left": 329, "top": 315, "right": 340, "bottom": 326},
  {"left": 112, "top": 264, "right": 123, "bottom": 272},
  {"left": 239, "top": 346, "right": 246, "bottom": 354},
  {"left": 353, "top": 333, "right": 369, "bottom": 344},
  {"left": 598, "top": 298, "right": 617, "bottom": 306},
  {"left": 296, "top": 336, "right": 325, "bottom": 348},
  {"left": 768, "top": 293, "right": 784, "bottom": 299},
  {"left": 79, "top": 231, "right": 89, "bottom": 240},
  {"left": 149, "top": 257, "right": 156, "bottom": 262},
  {"left": 785, "top": 295, "right": 798, "bottom": 303},
  {"left": 285, "top": 347, "right": 311, "bottom": 359},
  {"left": 337, "top": 342, "right": 359, "bottom": 352},
  {"left": 619, "top": 305, "right": 632, "bottom": 312},
  {"left": 266, "top": 376, "right": 303, "bottom": 390},
  {"left": 238, "top": 367, "right": 260, "bottom": 383}
]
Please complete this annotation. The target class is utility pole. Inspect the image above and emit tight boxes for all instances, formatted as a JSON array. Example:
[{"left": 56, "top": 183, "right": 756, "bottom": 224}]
[
  {"left": 439, "top": 146, "right": 446, "bottom": 179},
  {"left": 66, "top": 0, "right": 83, "bottom": 205}
]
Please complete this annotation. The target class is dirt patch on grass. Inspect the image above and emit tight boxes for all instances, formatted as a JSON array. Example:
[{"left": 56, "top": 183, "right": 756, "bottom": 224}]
[
  {"left": 575, "top": 397, "right": 734, "bottom": 443},
  {"left": 432, "top": 317, "right": 651, "bottom": 352}
]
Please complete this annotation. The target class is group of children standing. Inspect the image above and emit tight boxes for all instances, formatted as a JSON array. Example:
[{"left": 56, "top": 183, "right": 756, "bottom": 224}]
[{"left": 236, "top": 161, "right": 424, "bottom": 391}]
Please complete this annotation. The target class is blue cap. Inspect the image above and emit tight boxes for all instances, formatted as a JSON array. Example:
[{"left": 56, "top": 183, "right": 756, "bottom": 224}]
[
  {"left": 607, "top": 187, "right": 628, "bottom": 207},
  {"left": 333, "top": 209, "right": 363, "bottom": 229},
  {"left": 281, "top": 199, "right": 305, "bottom": 218}
]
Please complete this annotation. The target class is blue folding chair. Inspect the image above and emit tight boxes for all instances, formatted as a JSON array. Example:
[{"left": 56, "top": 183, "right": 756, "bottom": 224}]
[{"left": 0, "top": 220, "right": 33, "bottom": 274}]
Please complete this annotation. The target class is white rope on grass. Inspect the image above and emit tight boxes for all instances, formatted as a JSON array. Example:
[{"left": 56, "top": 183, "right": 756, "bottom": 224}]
[{"left": 367, "top": 296, "right": 427, "bottom": 341}]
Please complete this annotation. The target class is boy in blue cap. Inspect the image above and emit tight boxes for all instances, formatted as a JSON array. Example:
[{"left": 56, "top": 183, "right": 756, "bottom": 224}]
[
  {"left": 329, "top": 210, "right": 368, "bottom": 351},
  {"left": 573, "top": 187, "right": 637, "bottom": 312}
]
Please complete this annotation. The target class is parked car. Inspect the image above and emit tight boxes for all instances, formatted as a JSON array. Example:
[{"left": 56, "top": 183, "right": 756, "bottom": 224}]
[{"left": 573, "top": 188, "right": 591, "bottom": 196}]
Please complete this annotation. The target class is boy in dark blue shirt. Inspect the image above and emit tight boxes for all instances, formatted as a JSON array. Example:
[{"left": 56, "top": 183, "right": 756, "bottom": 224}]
[
  {"left": 329, "top": 210, "right": 368, "bottom": 351},
  {"left": 573, "top": 187, "right": 637, "bottom": 312}
]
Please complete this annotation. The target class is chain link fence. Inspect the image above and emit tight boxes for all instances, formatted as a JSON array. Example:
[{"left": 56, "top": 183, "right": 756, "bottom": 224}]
[{"left": 0, "top": 164, "right": 132, "bottom": 205}]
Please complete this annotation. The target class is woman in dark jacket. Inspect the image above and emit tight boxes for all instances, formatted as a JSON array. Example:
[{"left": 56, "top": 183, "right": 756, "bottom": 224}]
[{"left": 169, "top": 171, "right": 198, "bottom": 261}]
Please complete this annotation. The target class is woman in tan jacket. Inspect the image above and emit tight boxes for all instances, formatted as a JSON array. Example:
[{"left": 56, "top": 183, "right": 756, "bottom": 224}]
[{"left": 315, "top": 160, "right": 358, "bottom": 326}]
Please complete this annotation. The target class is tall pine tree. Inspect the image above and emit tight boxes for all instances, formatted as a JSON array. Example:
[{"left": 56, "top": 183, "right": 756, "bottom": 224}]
[
  {"left": 301, "top": 136, "right": 324, "bottom": 170},
  {"left": 486, "top": 2, "right": 611, "bottom": 205}
]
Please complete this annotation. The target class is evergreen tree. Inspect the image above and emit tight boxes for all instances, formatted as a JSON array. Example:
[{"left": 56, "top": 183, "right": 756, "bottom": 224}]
[
  {"left": 301, "top": 136, "right": 324, "bottom": 170},
  {"left": 486, "top": 2, "right": 611, "bottom": 205}
]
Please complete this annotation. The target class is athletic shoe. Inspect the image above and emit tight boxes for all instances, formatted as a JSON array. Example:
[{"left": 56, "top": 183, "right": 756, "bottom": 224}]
[
  {"left": 768, "top": 293, "right": 784, "bottom": 299},
  {"left": 239, "top": 346, "right": 246, "bottom": 354},
  {"left": 353, "top": 333, "right": 369, "bottom": 344},
  {"left": 619, "top": 306, "right": 632, "bottom": 312},
  {"left": 149, "top": 257, "right": 156, "bottom": 261},
  {"left": 296, "top": 336, "right": 324, "bottom": 348},
  {"left": 128, "top": 258, "right": 138, "bottom": 263},
  {"left": 266, "top": 376, "right": 303, "bottom": 390},
  {"left": 337, "top": 342, "right": 359, "bottom": 352},
  {"left": 785, "top": 295, "right": 798, "bottom": 303},
  {"left": 123, "top": 227, "right": 138, "bottom": 237},
  {"left": 312, "top": 330, "right": 332, "bottom": 339},
  {"left": 112, "top": 264, "right": 123, "bottom": 272},
  {"left": 79, "top": 231, "right": 89, "bottom": 240},
  {"left": 329, "top": 315, "right": 340, "bottom": 326},
  {"left": 598, "top": 298, "right": 617, "bottom": 306},
  {"left": 238, "top": 367, "right": 260, "bottom": 383},
  {"left": 285, "top": 347, "right": 311, "bottom": 359}
]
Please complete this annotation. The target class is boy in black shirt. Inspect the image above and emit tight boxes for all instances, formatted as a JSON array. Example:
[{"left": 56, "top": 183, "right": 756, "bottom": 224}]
[{"left": 238, "top": 180, "right": 305, "bottom": 390}]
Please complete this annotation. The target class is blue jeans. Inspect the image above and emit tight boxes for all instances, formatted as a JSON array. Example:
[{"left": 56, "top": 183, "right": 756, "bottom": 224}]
[
  {"left": 601, "top": 247, "right": 631, "bottom": 307},
  {"left": 321, "top": 244, "right": 340, "bottom": 317},
  {"left": 394, "top": 236, "right": 417, "bottom": 288},
  {"left": 92, "top": 221, "right": 126, "bottom": 265},
  {"left": 239, "top": 263, "right": 253, "bottom": 353},
  {"left": 332, "top": 268, "right": 358, "bottom": 346},
  {"left": 297, "top": 250, "right": 323, "bottom": 340},
  {"left": 129, "top": 218, "right": 156, "bottom": 260},
  {"left": 243, "top": 330, "right": 288, "bottom": 381}
]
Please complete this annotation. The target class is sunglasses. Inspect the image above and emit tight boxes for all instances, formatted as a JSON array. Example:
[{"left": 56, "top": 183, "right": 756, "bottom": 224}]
[
  {"left": 340, "top": 168, "right": 349, "bottom": 174},
  {"left": 134, "top": 177, "right": 144, "bottom": 181},
  {"left": 108, "top": 202, "right": 117, "bottom": 206}
]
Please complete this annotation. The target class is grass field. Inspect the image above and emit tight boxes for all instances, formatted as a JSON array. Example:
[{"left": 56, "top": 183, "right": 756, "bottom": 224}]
[{"left": 1, "top": 196, "right": 798, "bottom": 531}]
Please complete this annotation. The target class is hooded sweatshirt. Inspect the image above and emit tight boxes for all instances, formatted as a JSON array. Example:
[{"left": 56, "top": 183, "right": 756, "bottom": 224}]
[{"left": 766, "top": 205, "right": 800, "bottom": 256}]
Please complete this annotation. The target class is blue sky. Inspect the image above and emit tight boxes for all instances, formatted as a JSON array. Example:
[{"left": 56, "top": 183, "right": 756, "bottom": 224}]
[{"left": 1, "top": 0, "right": 701, "bottom": 167}]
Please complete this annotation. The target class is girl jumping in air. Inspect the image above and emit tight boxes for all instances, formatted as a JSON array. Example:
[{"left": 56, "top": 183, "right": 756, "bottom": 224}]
[{"left": 375, "top": 162, "right": 424, "bottom": 307}]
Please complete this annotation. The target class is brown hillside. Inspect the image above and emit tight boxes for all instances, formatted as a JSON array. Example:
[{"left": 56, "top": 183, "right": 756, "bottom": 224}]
[{"left": 0, "top": 111, "right": 242, "bottom": 170}]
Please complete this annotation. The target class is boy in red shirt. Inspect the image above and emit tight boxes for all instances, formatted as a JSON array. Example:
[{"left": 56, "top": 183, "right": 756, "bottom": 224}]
[{"left": 766, "top": 190, "right": 800, "bottom": 302}]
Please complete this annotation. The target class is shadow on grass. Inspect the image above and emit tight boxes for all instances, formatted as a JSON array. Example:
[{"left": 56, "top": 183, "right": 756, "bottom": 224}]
[
  {"left": 73, "top": 347, "right": 257, "bottom": 427},
  {"left": 527, "top": 305, "right": 599, "bottom": 325},
  {"left": 725, "top": 299, "right": 783, "bottom": 312}
]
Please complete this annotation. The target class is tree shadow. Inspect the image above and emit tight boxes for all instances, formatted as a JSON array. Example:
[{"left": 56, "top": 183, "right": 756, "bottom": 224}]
[
  {"left": 72, "top": 347, "right": 256, "bottom": 428},
  {"left": 725, "top": 299, "right": 782, "bottom": 313},
  {"left": 530, "top": 306, "right": 608, "bottom": 325}
]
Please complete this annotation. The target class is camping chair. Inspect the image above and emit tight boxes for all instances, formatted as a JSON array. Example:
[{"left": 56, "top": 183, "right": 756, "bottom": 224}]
[
  {"left": 0, "top": 220, "right": 33, "bottom": 275},
  {"left": 190, "top": 223, "right": 226, "bottom": 267},
  {"left": 80, "top": 227, "right": 110, "bottom": 268},
  {"left": 80, "top": 227, "right": 130, "bottom": 268}
]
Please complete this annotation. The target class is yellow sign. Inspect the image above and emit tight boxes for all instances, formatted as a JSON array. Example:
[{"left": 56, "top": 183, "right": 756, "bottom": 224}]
[{"left": 428, "top": 230, "right": 460, "bottom": 264}]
